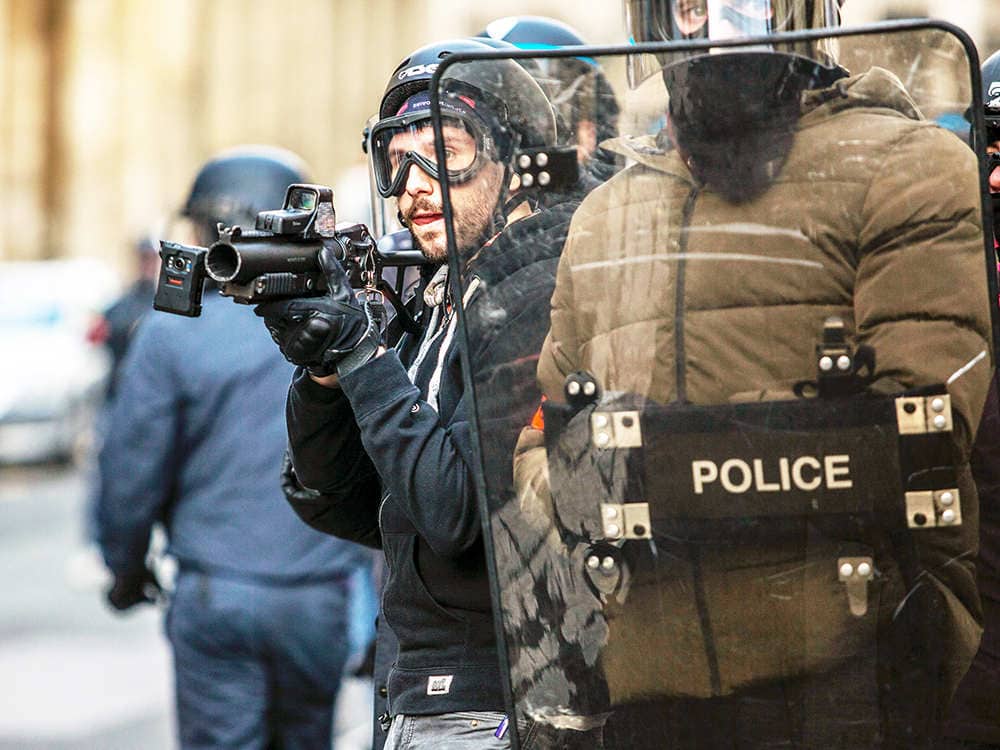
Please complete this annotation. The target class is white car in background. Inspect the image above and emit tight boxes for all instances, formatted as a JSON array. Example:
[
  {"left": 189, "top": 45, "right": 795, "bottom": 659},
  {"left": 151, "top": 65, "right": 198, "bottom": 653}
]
[{"left": 0, "top": 260, "right": 120, "bottom": 464}]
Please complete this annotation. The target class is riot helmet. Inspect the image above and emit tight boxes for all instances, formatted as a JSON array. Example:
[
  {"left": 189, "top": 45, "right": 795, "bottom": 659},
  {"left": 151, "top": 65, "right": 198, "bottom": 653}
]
[
  {"left": 478, "top": 16, "right": 621, "bottom": 163},
  {"left": 625, "top": 0, "right": 843, "bottom": 87},
  {"left": 625, "top": 0, "right": 846, "bottom": 203},
  {"left": 981, "top": 50, "right": 1000, "bottom": 243},
  {"left": 469, "top": 35, "right": 573, "bottom": 148},
  {"left": 369, "top": 38, "right": 557, "bottom": 201},
  {"left": 983, "top": 50, "right": 1000, "bottom": 145},
  {"left": 181, "top": 145, "right": 310, "bottom": 241}
]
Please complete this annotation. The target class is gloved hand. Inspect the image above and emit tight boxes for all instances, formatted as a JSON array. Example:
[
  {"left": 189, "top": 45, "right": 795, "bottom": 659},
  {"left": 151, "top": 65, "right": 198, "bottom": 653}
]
[
  {"left": 280, "top": 450, "right": 322, "bottom": 505},
  {"left": 106, "top": 567, "right": 161, "bottom": 611},
  {"left": 255, "top": 245, "right": 370, "bottom": 376}
]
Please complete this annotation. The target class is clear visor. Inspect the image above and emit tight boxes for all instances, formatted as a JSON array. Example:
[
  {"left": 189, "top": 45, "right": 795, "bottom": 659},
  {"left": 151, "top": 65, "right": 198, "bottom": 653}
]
[
  {"left": 676, "top": 0, "right": 777, "bottom": 39},
  {"left": 626, "top": 0, "right": 840, "bottom": 87},
  {"left": 369, "top": 113, "right": 495, "bottom": 198},
  {"left": 530, "top": 58, "right": 599, "bottom": 118}
]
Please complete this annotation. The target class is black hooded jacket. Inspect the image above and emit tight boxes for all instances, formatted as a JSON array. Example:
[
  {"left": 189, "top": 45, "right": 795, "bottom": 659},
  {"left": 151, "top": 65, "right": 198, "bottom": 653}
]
[
  {"left": 943, "top": 369, "right": 1000, "bottom": 744},
  {"left": 283, "top": 200, "right": 579, "bottom": 717}
]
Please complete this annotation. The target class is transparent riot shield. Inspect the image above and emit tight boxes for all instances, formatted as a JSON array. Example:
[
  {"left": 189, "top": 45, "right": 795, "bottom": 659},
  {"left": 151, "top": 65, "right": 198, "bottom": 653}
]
[{"left": 432, "top": 19, "right": 996, "bottom": 750}]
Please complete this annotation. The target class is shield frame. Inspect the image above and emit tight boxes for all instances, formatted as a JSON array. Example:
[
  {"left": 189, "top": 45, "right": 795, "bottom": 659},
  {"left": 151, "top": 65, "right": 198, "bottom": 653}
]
[{"left": 428, "top": 19, "right": 996, "bottom": 749}]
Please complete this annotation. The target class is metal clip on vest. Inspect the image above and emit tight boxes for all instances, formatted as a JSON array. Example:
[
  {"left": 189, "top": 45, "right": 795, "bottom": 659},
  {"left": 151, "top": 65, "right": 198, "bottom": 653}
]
[
  {"left": 564, "top": 370, "right": 601, "bottom": 411},
  {"left": 815, "top": 316, "right": 875, "bottom": 398}
]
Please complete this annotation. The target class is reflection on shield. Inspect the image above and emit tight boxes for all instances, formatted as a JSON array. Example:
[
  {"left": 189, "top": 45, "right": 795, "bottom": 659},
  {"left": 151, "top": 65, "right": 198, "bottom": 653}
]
[{"left": 434, "top": 20, "right": 995, "bottom": 750}]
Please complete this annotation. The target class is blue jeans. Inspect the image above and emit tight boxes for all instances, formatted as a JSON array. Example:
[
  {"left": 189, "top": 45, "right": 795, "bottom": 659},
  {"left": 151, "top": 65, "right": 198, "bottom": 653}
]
[
  {"left": 385, "top": 712, "right": 517, "bottom": 750},
  {"left": 384, "top": 712, "right": 602, "bottom": 750},
  {"left": 166, "top": 570, "right": 351, "bottom": 750}
]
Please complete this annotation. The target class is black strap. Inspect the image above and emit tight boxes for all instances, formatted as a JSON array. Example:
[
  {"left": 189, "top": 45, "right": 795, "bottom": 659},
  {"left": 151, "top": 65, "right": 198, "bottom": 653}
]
[{"left": 336, "top": 298, "right": 385, "bottom": 378}]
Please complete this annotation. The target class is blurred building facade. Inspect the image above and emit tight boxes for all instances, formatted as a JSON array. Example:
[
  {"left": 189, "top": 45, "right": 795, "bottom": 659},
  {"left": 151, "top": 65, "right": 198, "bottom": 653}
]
[{"left": 0, "top": 0, "right": 996, "bottom": 271}]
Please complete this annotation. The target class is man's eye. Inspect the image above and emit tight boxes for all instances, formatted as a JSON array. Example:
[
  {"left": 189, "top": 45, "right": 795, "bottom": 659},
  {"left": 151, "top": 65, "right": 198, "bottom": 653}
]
[{"left": 443, "top": 146, "right": 467, "bottom": 166}]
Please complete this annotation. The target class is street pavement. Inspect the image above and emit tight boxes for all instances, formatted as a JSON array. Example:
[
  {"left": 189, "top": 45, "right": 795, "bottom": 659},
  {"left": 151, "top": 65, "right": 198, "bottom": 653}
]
[{"left": 0, "top": 462, "right": 372, "bottom": 750}]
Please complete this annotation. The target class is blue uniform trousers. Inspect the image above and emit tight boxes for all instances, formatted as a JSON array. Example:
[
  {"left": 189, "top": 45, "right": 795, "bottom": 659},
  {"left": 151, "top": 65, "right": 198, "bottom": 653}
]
[{"left": 166, "top": 569, "right": 351, "bottom": 750}]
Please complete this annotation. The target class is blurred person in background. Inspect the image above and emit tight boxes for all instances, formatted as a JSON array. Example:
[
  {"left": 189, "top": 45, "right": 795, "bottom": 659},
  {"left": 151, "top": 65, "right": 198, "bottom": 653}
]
[
  {"left": 95, "top": 145, "right": 368, "bottom": 750},
  {"left": 81, "top": 233, "right": 160, "bottom": 548},
  {"left": 938, "top": 49, "right": 1000, "bottom": 750},
  {"left": 88, "top": 233, "right": 161, "bottom": 401}
]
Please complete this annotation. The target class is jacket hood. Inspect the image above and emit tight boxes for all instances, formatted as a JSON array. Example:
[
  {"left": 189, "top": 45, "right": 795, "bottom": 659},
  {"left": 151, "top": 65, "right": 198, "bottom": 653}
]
[
  {"left": 602, "top": 66, "right": 923, "bottom": 177},
  {"left": 799, "top": 65, "right": 923, "bottom": 125}
]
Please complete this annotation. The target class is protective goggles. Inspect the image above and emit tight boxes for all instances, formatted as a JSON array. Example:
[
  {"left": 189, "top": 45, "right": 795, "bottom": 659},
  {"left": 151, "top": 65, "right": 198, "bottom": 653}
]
[{"left": 369, "top": 110, "right": 499, "bottom": 199}]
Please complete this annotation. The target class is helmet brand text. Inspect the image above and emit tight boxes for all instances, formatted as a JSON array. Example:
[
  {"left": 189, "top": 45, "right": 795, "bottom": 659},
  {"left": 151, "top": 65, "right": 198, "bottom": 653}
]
[{"left": 398, "top": 63, "right": 439, "bottom": 80}]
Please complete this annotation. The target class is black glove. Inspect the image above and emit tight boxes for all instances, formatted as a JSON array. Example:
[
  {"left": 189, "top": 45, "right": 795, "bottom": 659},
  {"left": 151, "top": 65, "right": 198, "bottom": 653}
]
[
  {"left": 255, "top": 245, "right": 371, "bottom": 376},
  {"left": 280, "top": 450, "right": 322, "bottom": 505},
  {"left": 106, "top": 567, "right": 161, "bottom": 611}
]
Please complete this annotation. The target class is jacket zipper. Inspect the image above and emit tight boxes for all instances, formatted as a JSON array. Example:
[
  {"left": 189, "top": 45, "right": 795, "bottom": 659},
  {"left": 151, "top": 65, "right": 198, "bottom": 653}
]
[
  {"left": 675, "top": 186, "right": 700, "bottom": 405},
  {"left": 376, "top": 490, "right": 394, "bottom": 714},
  {"left": 689, "top": 543, "right": 722, "bottom": 696},
  {"left": 675, "top": 185, "right": 720, "bottom": 693}
]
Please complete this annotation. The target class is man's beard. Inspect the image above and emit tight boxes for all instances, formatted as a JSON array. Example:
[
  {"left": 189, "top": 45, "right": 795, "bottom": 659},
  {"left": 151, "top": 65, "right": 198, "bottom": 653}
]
[
  {"left": 403, "top": 197, "right": 446, "bottom": 262},
  {"left": 404, "top": 186, "right": 498, "bottom": 262}
]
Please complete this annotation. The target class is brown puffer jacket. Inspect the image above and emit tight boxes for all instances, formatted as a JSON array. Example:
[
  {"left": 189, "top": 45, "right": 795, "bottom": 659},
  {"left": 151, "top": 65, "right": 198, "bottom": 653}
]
[{"left": 514, "top": 67, "right": 993, "bottom": 707}]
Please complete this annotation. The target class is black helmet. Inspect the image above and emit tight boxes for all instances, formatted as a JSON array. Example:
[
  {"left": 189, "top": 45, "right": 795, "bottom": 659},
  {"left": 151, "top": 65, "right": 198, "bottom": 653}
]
[
  {"left": 983, "top": 49, "right": 1000, "bottom": 142},
  {"left": 370, "top": 38, "right": 557, "bottom": 199},
  {"left": 182, "top": 145, "right": 310, "bottom": 234},
  {"left": 478, "top": 16, "right": 620, "bottom": 149},
  {"left": 981, "top": 50, "right": 1000, "bottom": 244},
  {"left": 379, "top": 39, "right": 490, "bottom": 120}
]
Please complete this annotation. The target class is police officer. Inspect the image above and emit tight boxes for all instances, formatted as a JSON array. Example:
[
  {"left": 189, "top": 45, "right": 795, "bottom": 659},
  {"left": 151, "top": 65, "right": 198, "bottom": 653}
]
[
  {"left": 96, "top": 146, "right": 365, "bottom": 750},
  {"left": 986, "top": 50, "right": 1000, "bottom": 244},
  {"left": 256, "top": 38, "right": 586, "bottom": 749},
  {"left": 507, "top": 1, "right": 993, "bottom": 748},
  {"left": 938, "top": 49, "right": 1000, "bottom": 750},
  {"left": 478, "top": 15, "right": 621, "bottom": 179}
]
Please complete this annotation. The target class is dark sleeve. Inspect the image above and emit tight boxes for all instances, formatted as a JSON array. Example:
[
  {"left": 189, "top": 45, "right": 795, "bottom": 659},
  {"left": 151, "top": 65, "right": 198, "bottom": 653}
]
[
  {"left": 856, "top": 124, "right": 992, "bottom": 628},
  {"left": 285, "top": 368, "right": 383, "bottom": 545},
  {"left": 96, "top": 322, "right": 180, "bottom": 574},
  {"left": 337, "top": 247, "right": 563, "bottom": 560},
  {"left": 469, "top": 258, "right": 560, "bottom": 493},
  {"left": 856, "top": 125, "right": 992, "bottom": 450},
  {"left": 339, "top": 351, "right": 481, "bottom": 559},
  {"left": 280, "top": 450, "right": 382, "bottom": 549},
  {"left": 972, "top": 371, "right": 1000, "bottom": 582}
]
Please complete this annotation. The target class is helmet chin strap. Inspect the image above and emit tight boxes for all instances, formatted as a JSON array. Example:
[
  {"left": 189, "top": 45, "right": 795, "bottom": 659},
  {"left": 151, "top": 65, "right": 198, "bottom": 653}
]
[
  {"left": 485, "top": 165, "right": 538, "bottom": 245},
  {"left": 488, "top": 163, "right": 514, "bottom": 239},
  {"left": 485, "top": 135, "right": 539, "bottom": 242},
  {"left": 486, "top": 128, "right": 532, "bottom": 239}
]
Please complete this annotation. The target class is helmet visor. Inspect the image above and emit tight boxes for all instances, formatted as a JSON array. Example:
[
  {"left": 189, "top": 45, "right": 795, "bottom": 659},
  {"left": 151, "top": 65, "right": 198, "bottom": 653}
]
[
  {"left": 626, "top": 0, "right": 841, "bottom": 87},
  {"left": 369, "top": 111, "right": 498, "bottom": 198}
]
